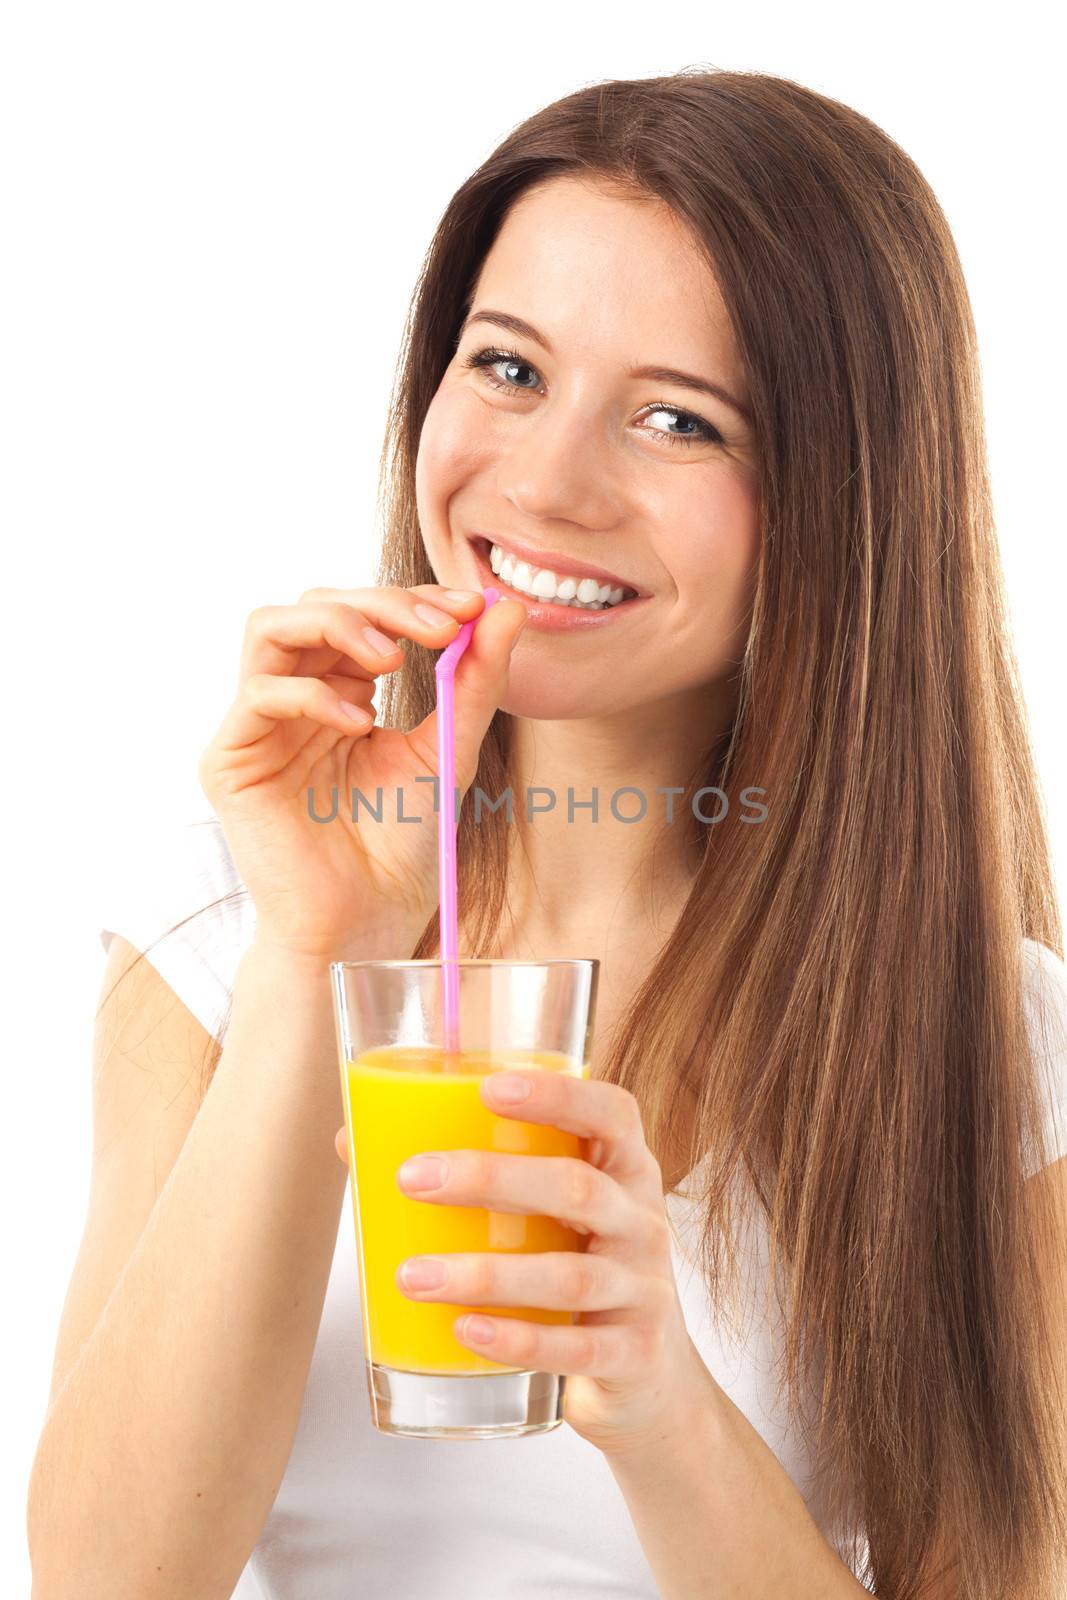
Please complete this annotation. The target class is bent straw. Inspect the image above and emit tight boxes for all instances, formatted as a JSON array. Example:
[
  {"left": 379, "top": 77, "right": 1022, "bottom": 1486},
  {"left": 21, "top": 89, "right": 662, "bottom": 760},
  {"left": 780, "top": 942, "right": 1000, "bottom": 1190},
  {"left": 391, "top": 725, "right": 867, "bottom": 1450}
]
[{"left": 434, "top": 585, "right": 502, "bottom": 1057}]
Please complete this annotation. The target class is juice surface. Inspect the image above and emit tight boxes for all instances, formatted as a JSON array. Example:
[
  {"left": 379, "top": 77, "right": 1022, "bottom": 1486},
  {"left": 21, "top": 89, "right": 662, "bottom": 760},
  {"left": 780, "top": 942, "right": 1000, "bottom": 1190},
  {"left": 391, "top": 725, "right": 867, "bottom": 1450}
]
[{"left": 343, "top": 1046, "right": 588, "bottom": 1375}]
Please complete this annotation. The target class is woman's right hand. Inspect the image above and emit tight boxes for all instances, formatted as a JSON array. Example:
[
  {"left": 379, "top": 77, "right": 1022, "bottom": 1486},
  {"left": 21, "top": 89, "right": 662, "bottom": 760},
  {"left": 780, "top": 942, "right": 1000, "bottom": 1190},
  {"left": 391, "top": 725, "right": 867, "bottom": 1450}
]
[{"left": 197, "top": 583, "right": 528, "bottom": 963}]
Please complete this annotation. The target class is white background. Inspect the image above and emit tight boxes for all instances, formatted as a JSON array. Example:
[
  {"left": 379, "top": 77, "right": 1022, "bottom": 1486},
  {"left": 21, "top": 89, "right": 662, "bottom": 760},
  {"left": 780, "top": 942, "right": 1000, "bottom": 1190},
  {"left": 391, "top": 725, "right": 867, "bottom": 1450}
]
[{"left": 3, "top": 4, "right": 1063, "bottom": 1590}]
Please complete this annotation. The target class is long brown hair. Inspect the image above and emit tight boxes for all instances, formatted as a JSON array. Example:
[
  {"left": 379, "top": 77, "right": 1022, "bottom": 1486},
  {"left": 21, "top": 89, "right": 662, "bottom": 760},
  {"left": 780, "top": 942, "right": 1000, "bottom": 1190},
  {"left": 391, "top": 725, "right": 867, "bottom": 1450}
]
[{"left": 109, "top": 69, "right": 1067, "bottom": 1598}]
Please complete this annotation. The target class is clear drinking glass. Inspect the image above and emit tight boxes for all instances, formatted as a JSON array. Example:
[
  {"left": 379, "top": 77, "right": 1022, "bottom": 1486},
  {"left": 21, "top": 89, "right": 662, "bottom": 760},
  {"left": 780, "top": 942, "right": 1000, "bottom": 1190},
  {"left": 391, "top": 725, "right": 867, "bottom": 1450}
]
[{"left": 330, "top": 958, "right": 599, "bottom": 1440}]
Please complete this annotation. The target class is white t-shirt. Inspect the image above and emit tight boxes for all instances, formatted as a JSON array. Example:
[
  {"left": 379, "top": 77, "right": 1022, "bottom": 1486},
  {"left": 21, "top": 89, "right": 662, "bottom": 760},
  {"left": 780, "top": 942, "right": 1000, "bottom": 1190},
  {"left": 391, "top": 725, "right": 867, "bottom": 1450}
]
[{"left": 97, "top": 813, "right": 1067, "bottom": 1600}]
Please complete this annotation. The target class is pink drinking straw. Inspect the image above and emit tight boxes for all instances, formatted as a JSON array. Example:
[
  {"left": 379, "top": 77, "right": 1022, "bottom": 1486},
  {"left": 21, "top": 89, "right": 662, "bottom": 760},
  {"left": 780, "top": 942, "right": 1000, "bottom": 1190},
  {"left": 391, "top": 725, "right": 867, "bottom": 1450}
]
[{"left": 434, "top": 584, "right": 502, "bottom": 1058}]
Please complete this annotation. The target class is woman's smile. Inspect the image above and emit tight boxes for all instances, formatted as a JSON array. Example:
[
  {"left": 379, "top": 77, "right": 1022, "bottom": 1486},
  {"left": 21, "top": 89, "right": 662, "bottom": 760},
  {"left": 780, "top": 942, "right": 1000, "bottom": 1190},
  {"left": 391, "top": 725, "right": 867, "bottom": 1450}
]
[{"left": 465, "top": 534, "right": 652, "bottom": 632}]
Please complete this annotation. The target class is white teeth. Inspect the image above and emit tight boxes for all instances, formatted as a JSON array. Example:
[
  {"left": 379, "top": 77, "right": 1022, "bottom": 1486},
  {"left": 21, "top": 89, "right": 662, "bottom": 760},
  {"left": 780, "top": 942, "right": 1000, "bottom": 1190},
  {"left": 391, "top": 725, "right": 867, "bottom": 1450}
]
[{"left": 485, "top": 542, "right": 636, "bottom": 608}]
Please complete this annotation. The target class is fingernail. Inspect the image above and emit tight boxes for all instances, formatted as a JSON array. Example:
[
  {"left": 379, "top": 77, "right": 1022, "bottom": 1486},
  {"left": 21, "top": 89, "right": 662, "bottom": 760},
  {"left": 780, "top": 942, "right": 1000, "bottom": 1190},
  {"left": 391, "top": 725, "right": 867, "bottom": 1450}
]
[
  {"left": 362, "top": 625, "right": 398, "bottom": 656},
  {"left": 463, "top": 1315, "right": 497, "bottom": 1343},
  {"left": 399, "top": 1257, "right": 447, "bottom": 1290},
  {"left": 398, "top": 1155, "right": 448, "bottom": 1190},
  {"left": 340, "top": 700, "right": 371, "bottom": 726},
  {"left": 486, "top": 1073, "right": 532, "bottom": 1103},
  {"left": 443, "top": 589, "right": 480, "bottom": 602},
  {"left": 414, "top": 602, "right": 453, "bottom": 627}
]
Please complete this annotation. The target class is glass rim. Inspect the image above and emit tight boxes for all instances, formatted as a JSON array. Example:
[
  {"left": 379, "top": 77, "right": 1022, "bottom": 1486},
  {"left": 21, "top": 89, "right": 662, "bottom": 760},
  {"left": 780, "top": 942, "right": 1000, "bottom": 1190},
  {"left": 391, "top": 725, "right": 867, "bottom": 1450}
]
[{"left": 330, "top": 957, "right": 600, "bottom": 972}]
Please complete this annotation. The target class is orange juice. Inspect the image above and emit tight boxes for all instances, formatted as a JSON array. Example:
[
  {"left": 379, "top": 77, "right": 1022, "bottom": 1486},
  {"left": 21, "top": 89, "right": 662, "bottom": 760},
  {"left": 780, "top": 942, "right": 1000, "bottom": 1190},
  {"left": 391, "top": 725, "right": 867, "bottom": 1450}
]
[{"left": 343, "top": 1046, "right": 588, "bottom": 1375}]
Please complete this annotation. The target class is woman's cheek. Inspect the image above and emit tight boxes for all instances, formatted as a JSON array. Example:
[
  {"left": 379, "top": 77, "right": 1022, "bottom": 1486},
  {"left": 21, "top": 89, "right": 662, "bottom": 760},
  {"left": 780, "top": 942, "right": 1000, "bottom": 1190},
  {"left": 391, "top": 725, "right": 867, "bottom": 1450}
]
[
  {"left": 416, "top": 385, "right": 499, "bottom": 514},
  {"left": 667, "top": 483, "right": 760, "bottom": 672}
]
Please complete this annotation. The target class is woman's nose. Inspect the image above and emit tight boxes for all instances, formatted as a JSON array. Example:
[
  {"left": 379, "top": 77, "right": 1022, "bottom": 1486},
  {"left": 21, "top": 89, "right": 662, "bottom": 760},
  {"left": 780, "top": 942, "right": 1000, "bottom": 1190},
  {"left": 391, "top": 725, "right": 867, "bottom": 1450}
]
[{"left": 497, "top": 401, "right": 622, "bottom": 531}]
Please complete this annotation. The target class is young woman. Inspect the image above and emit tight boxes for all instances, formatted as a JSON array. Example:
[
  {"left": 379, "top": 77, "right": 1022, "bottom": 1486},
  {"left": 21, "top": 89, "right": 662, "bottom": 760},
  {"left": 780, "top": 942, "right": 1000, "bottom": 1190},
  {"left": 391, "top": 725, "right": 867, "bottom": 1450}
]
[{"left": 29, "top": 69, "right": 1067, "bottom": 1600}]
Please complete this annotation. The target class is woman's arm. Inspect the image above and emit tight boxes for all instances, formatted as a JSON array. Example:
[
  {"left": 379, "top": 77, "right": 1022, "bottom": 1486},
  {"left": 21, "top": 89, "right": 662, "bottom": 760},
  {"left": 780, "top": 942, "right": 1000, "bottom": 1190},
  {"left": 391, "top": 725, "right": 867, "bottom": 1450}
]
[
  {"left": 605, "top": 1368, "right": 872, "bottom": 1599},
  {"left": 27, "top": 940, "right": 350, "bottom": 1600},
  {"left": 606, "top": 1162, "right": 1067, "bottom": 1600}
]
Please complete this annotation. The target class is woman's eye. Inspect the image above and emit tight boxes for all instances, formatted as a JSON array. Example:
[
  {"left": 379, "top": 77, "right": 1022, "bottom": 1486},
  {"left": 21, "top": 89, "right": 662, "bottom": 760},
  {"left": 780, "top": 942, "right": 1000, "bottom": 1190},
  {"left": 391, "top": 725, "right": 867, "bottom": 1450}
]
[
  {"left": 459, "top": 345, "right": 723, "bottom": 448},
  {"left": 462, "top": 346, "right": 543, "bottom": 392},
  {"left": 640, "top": 405, "right": 723, "bottom": 448}
]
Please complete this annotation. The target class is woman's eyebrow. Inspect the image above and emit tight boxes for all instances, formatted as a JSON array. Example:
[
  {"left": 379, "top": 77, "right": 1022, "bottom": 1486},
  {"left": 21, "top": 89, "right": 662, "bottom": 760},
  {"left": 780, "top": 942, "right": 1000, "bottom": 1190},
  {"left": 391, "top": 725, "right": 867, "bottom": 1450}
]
[{"left": 457, "top": 307, "right": 752, "bottom": 423}]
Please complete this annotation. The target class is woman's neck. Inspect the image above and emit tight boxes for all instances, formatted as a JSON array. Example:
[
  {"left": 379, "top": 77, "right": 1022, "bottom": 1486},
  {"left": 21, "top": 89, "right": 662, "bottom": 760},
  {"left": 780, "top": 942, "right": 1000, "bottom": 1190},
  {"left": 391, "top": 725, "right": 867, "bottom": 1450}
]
[{"left": 496, "top": 682, "right": 731, "bottom": 945}]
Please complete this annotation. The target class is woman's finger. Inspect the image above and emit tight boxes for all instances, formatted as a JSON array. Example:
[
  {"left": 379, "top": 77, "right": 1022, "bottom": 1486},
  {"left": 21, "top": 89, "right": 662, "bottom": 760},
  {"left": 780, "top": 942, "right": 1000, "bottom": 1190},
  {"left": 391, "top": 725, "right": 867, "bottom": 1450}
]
[
  {"left": 214, "top": 672, "right": 377, "bottom": 751},
  {"left": 238, "top": 585, "right": 484, "bottom": 682},
  {"left": 299, "top": 583, "right": 484, "bottom": 620},
  {"left": 481, "top": 1070, "right": 663, "bottom": 1194},
  {"left": 396, "top": 1248, "right": 639, "bottom": 1314},
  {"left": 396, "top": 1149, "right": 649, "bottom": 1244},
  {"left": 335, "top": 1127, "right": 349, "bottom": 1165}
]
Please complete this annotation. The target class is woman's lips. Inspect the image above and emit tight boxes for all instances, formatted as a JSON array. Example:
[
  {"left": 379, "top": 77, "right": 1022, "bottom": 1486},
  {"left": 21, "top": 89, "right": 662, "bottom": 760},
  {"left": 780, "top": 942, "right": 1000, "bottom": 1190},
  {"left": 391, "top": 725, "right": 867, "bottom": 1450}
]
[{"left": 466, "top": 539, "right": 650, "bottom": 632}]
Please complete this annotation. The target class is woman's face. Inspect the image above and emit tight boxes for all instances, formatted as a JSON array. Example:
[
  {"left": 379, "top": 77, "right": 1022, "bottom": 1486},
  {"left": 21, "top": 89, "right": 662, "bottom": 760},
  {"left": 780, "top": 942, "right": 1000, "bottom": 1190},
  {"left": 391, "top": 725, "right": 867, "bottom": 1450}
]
[{"left": 415, "top": 174, "right": 760, "bottom": 720}]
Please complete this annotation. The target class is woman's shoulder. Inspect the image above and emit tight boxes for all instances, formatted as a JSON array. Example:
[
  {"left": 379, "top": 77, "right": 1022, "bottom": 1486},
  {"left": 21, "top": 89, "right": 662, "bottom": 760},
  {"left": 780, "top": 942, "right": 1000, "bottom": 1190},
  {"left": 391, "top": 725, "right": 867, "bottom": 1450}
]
[
  {"left": 1019, "top": 937, "right": 1067, "bottom": 1176},
  {"left": 1020, "top": 937, "right": 1067, "bottom": 1046},
  {"left": 1021, "top": 935, "right": 1067, "bottom": 986},
  {"left": 97, "top": 810, "right": 256, "bottom": 1044}
]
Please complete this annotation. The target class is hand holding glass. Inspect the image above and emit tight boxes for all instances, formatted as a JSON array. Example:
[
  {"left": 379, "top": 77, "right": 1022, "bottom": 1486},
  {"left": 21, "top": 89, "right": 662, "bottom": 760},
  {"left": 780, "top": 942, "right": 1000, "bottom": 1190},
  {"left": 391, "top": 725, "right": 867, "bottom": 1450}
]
[{"left": 330, "top": 957, "right": 599, "bottom": 1439}]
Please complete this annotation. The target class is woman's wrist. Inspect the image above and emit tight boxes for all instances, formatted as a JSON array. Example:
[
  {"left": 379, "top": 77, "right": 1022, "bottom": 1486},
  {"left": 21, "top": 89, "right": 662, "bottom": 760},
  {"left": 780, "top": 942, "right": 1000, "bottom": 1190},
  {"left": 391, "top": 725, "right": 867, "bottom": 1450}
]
[
  {"left": 246, "top": 930, "right": 410, "bottom": 975},
  {"left": 246, "top": 937, "right": 338, "bottom": 975}
]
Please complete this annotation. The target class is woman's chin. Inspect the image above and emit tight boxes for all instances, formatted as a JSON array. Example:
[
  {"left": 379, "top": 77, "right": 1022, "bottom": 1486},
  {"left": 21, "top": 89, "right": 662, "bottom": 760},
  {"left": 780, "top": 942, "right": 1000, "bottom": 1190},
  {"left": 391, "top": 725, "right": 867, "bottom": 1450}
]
[{"left": 496, "top": 677, "right": 615, "bottom": 722}]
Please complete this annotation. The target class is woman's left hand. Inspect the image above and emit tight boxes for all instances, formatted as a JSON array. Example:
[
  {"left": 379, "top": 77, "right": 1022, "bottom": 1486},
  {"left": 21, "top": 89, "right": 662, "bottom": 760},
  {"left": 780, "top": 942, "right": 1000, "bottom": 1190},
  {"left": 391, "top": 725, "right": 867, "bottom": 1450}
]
[{"left": 337, "top": 1069, "right": 712, "bottom": 1457}]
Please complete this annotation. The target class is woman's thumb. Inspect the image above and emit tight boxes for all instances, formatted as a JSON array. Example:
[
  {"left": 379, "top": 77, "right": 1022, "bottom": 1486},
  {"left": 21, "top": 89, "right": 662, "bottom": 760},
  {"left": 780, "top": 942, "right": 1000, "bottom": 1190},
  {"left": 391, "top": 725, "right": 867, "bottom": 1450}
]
[{"left": 447, "top": 596, "right": 527, "bottom": 788}]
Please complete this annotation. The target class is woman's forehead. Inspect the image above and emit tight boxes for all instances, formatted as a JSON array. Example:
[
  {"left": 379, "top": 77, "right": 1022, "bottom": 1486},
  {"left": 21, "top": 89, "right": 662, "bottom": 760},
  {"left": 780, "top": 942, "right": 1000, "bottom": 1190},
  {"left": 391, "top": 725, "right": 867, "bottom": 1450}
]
[{"left": 471, "top": 178, "right": 743, "bottom": 393}]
